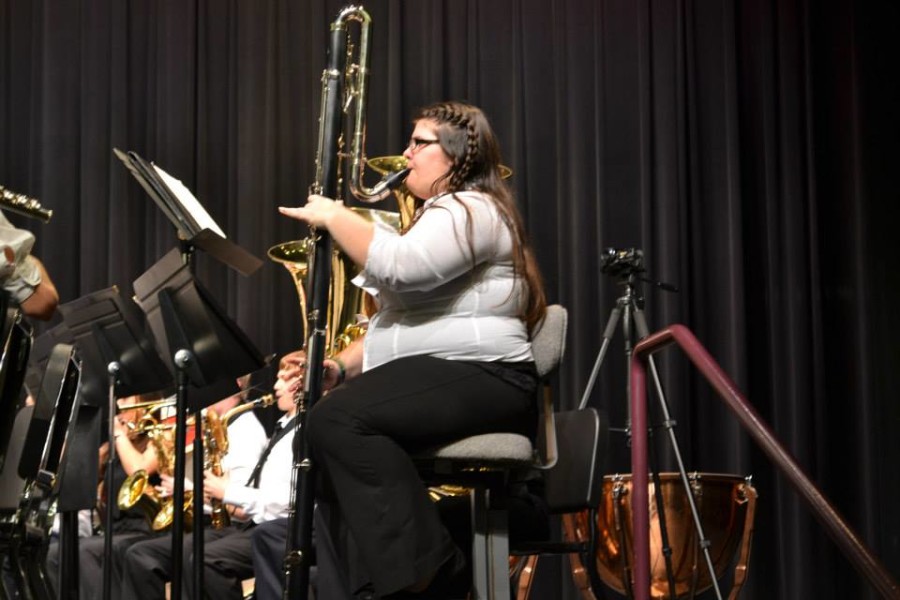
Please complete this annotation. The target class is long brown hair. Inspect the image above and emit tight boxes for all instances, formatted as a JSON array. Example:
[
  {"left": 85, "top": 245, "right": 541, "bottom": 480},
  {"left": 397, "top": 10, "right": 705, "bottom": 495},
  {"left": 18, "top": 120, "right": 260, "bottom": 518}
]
[{"left": 413, "top": 101, "right": 547, "bottom": 332}]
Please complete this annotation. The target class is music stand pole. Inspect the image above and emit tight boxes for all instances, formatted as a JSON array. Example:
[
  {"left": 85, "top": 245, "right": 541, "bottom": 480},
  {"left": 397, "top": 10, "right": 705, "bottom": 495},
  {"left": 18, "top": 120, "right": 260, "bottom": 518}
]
[
  {"left": 101, "top": 364, "right": 120, "bottom": 600},
  {"left": 170, "top": 350, "right": 193, "bottom": 600},
  {"left": 191, "top": 364, "right": 205, "bottom": 600}
]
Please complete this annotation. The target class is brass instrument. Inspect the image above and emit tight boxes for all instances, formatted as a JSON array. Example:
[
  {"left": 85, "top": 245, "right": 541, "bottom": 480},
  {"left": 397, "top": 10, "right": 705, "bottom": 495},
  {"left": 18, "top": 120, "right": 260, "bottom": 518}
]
[
  {"left": 0, "top": 185, "right": 53, "bottom": 222},
  {"left": 268, "top": 208, "right": 400, "bottom": 355},
  {"left": 116, "top": 396, "right": 176, "bottom": 413},
  {"left": 116, "top": 405, "right": 193, "bottom": 531},
  {"left": 116, "top": 418, "right": 175, "bottom": 526},
  {"left": 207, "top": 394, "right": 275, "bottom": 529},
  {"left": 149, "top": 394, "right": 275, "bottom": 531},
  {"left": 283, "top": 6, "right": 409, "bottom": 597}
]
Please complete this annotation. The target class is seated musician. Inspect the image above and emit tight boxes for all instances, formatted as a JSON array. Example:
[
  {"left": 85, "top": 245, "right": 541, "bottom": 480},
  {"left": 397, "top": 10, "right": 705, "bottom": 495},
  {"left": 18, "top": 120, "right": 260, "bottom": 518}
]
[
  {"left": 249, "top": 351, "right": 351, "bottom": 600},
  {"left": 119, "top": 369, "right": 290, "bottom": 600},
  {"left": 44, "top": 393, "right": 163, "bottom": 600},
  {"left": 278, "top": 101, "right": 547, "bottom": 599},
  {"left": 0, "top": 209, "right": 58, "bottom": 320}
]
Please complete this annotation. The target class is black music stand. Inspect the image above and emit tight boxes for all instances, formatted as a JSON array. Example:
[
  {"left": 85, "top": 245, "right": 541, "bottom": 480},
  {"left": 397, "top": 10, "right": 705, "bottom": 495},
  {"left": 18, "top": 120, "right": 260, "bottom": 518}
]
[
  {"left": 57, "top": 287, "right": 174, "bottom": 600},
  {"left": 11, "top": 343, "right": 82, "bottom": 600},
  {"left": 23, "top": 324, "right": 70, "bottom": 404},
  {"left": 0, "top": 290, "right": 33, "bottom": 475},
  {"left": 113, "top": 148, "right": 262, "bottom": 277},
  {"left": 0, "top": 404, "right": 32, "bottom": 600},
  {"left": 133, "top": 249, "right": 265, "bottom": 600}
]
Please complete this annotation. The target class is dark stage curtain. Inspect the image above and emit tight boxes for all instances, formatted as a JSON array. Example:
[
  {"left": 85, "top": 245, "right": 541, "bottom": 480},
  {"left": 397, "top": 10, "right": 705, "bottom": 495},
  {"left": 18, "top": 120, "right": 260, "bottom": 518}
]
[{"left": 2, "top": 0, "right": 898, "bottom": 598}]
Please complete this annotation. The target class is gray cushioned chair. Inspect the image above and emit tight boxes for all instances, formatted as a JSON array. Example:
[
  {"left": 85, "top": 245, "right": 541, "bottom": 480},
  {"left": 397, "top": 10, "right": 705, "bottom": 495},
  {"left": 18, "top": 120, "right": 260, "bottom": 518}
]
[{"left": 417, "top": 305, "right": 607, "bottom": 599}]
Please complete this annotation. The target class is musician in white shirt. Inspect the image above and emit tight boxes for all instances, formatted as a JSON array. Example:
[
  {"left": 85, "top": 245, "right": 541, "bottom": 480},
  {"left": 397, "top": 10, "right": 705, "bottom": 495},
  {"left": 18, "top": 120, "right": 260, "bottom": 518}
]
[
  {"left": 119, "top": 381, "right": 271, "bottom": 600},
  {"left": 279, "top": 101, "right": 547, "bottom": 599},
  {"left": 0, "top": 209, "right": 57, "bottom": 320}
]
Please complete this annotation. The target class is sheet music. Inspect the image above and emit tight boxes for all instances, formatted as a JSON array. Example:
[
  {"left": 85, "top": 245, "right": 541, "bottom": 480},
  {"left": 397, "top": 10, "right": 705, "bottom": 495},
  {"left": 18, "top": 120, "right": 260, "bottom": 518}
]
[{"left": 152, "top": 165, "right": 226, "bottom": 238}]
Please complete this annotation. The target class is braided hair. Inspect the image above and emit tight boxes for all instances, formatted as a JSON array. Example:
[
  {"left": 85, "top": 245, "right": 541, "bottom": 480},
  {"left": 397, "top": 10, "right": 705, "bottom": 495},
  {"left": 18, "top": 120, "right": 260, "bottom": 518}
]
[{"left": 412, "top": 101, "right": 547, "bottom": 333}]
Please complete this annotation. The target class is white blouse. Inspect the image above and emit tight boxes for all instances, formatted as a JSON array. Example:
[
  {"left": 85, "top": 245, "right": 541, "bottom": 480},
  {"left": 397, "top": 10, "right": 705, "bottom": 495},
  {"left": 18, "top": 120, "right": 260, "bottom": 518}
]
[{"left": 354, "top": 191, "right": 533, "bottom": 372}]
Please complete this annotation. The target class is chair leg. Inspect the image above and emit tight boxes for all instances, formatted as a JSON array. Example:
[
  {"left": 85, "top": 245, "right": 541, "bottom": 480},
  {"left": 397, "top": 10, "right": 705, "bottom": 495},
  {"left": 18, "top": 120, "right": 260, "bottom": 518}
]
[
  {"left": 470, "top": 487, "right": 490, "bottom": 599},
  {"left": 469, "top": 487, "right": 511, "bottom": 600},
  {"left": 487, "top": 505, "right": 509, "bottom": 599}
]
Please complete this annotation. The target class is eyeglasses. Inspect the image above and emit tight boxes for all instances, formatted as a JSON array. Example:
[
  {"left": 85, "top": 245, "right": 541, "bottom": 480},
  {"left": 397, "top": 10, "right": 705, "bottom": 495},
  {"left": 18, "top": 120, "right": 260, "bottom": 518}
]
[{"left": 407, "top": 137, "right": 440, "bottom": 152}]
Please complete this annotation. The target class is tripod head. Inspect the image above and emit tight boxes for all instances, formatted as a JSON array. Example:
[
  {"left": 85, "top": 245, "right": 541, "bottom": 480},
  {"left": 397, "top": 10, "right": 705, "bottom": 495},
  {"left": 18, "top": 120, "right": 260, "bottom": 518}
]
[
  {"left": 600, "top": 247, "right": 645, "bottom": 278},
  {"left": 601, "top": 247, "right": 678, "bottom": 293}
]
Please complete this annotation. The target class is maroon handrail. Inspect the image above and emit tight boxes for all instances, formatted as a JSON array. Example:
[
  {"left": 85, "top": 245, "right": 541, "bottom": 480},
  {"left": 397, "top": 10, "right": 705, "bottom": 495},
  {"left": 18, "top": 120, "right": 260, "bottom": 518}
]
[{"left": 629, "top": 324, "right": 900, "bottom": 599}]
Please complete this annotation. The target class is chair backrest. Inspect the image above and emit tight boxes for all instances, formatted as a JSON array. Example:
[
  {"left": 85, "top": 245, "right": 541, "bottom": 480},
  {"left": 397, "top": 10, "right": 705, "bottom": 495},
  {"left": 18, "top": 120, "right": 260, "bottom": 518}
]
[
  {"left": 531, "top": 305, "right": 567, "bottom": 470},
  {"left": 541, "top": 408, "right": 609, "bottom": 513},
  {"left": 531, "top": 304, "right": 567, "bottom": 378},
  {"left": 531, "top": 305, "right": 609, "bottom": 511}
]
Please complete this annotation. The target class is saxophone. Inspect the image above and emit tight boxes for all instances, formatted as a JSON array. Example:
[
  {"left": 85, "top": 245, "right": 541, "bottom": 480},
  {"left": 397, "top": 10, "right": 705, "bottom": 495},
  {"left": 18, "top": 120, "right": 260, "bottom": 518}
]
[{"left": 205, "top": 393, "right": 275, "bottom": 529}]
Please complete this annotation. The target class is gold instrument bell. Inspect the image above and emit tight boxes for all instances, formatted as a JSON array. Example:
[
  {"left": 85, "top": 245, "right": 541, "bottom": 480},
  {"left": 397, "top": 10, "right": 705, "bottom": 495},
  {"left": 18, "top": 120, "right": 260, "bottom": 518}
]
[{"left": 268, "top": 209, "right": 399, "bottom": 356}]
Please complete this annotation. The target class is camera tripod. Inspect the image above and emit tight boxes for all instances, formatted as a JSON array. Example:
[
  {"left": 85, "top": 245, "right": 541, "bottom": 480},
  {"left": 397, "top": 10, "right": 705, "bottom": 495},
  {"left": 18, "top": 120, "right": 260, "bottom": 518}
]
[{"left": 580, "top": 258, "right": 724, "bottom": 600}]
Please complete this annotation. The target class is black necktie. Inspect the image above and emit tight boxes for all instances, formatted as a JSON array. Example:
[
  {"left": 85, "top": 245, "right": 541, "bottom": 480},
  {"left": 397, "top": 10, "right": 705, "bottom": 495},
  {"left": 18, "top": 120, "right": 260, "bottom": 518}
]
[{"left": 246, "top": 417, "right": 295, "bottom": 488}]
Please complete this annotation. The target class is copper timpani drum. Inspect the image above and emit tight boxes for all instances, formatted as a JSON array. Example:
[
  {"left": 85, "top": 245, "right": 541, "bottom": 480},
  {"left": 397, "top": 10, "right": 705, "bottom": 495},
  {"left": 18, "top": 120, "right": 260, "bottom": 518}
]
[{"left": 564, "top": 472, "right": 757, "bottom": 600}]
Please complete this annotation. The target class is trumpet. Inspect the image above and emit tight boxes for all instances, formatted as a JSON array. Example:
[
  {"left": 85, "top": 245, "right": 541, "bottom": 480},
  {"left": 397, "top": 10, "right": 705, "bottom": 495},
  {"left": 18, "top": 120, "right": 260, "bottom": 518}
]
[
  {"left": 116, "top": 396, "right": 175, "bottom": 413},
  {"left": 114, "top": 398, "right": 174, "bottom": 443},
  {"left": 0, "top": 184, "right": 53, "bottom": 222}
]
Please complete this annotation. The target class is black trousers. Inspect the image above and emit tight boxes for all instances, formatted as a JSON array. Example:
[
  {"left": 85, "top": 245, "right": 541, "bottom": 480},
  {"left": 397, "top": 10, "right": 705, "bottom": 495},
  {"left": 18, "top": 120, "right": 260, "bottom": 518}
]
[
  {"left": 307, "top": 356, "right": 536, "bottom": 597},
  {"left": 250, "top": 511, "right": 350, "bottom": 600},
  {"left": 120, "top": 525, "right": 247, "bottom": 600},
  {"left": 45, "top": 525, "right": 154, "bottom": 600}
]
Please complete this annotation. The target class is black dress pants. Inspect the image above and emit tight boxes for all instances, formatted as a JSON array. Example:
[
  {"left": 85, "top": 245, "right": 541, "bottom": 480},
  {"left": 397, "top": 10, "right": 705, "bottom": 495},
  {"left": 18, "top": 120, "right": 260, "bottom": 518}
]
[
  {"left": 307, "top": 356, "right": 536, "bottom": 597},
  {"left": 46, "top": 523, "right": 153, "bottom": 600},
  {"left": 250, "top": 511, "right": 351, "bottom": 600},
  {"left": 120, "top": 526, "right": 240, "bottom": 600}
]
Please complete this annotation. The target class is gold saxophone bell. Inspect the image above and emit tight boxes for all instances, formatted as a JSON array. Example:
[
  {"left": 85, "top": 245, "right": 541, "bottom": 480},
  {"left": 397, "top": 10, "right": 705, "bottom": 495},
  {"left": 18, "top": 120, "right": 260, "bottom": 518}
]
[
  {"left": 152, "top": 495, "right": 194, "bottom": 532},
  {"left": 268, "top": 239, "right": 312, "bottom": 343}
]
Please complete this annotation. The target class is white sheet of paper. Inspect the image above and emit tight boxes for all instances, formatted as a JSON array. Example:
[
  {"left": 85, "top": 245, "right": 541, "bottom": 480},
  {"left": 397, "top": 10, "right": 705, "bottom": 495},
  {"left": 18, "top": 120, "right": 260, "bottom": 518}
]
[{"left": 152, "top": 164, "right": 226, "bottom": 238}]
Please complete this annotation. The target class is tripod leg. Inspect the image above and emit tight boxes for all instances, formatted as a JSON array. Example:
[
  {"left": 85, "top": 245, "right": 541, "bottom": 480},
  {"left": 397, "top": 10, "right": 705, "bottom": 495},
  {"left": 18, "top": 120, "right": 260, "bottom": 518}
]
[
  {"left": 648, "top": 433, "right": 678, "bottom": 599},
  {"left": 578, "top": 306, "right": 622, "bottom": 410},
  {"left": 631, "top": 307, "right": 724, "bottom": 600}
]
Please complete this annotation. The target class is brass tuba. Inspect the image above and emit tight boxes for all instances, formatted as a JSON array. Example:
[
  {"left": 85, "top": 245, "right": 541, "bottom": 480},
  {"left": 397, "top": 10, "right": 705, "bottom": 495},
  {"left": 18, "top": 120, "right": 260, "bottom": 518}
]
[
  {"left": 268, "top": 208, "right": 399, "bottom": 356},
  {"left": 0, "top": 185, "right": 53, "bottom": 222}
]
